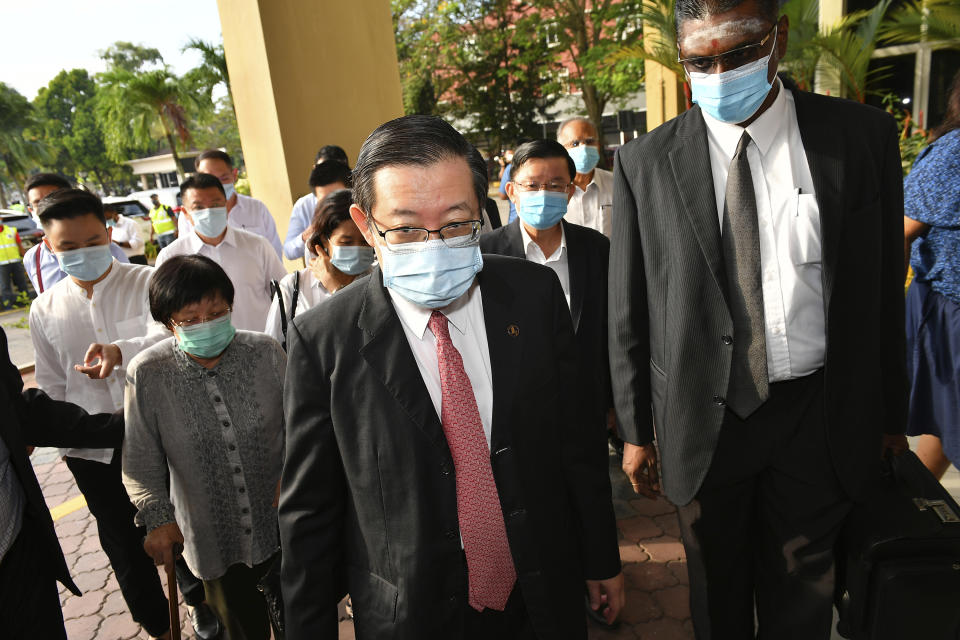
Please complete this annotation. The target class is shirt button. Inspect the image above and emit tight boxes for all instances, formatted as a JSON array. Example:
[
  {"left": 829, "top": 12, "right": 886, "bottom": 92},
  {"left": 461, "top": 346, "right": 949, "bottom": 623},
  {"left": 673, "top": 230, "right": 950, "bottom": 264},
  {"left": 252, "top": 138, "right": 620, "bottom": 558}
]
[
  {"left": 721, "top": 335, "right": 733, "bottom": 345},
  {"left": 445, "top": 530, "right": 457, "bottom": 540},
  {"left": 245, "top": 528, "right": 252, "bottom": 535},
  {"left": 713, "top": 395, "right": 726, "bottom": 406},
  {"left": 222, "top": 420, "right": 230, "bottom": 427},
  {"left": 242, "top": 508, "right": 250, "bottom": 514},
  {"left": 214, "top": 396, "right": 222, "bottom": 403},
  {"left": 229, "top": 444, "right": 236, "bottom": 451},
  {"left": 207, "top": 371, "right": 217, "bottom": 377},
  {"left": 234, "top": 466, "right": 241, "bottom": 474},
  {"left": 239, "top": 486, "right": 245, "bottom": 494}
]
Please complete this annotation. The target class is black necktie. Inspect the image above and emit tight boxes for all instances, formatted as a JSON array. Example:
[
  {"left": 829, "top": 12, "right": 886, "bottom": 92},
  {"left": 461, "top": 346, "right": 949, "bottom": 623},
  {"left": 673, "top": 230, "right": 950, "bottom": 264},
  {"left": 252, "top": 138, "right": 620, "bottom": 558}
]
[{"left": 721, "top": 131, "right": 769, "bottom": 419}]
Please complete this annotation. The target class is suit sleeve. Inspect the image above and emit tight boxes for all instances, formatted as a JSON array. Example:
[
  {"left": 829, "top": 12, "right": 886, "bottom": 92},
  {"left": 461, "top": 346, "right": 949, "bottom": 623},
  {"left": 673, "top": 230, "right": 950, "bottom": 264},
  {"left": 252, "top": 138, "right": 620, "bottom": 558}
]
[
  {"left": 609, "top": 150, "right": 655, "bottom": 445},
  {"left": 18, "top": 389, "right": 124, "bottom": 449},
  {"left": 279, "top": 319, "right": 344, "bottom": 639},
  {"left": 879, "top": 118, "right": 908, "bottom": 435},
  {"left": 554, "top": 273, "right": 620, "bottom": 580}
]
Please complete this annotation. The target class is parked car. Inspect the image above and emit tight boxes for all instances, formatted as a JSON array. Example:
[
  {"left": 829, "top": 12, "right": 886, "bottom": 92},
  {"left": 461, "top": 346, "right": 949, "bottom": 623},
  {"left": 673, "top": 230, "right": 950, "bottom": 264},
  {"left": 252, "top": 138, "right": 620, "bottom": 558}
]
[{"left": 0, "top": 209, "right": 44, "bottom": 249}]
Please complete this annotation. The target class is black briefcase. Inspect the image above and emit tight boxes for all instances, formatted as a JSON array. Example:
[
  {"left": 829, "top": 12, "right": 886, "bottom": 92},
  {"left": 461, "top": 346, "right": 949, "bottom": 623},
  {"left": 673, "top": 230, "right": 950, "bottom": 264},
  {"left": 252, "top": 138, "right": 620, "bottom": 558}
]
[{"left": 835, "top": 450, "right": 960, "bottom": 640}]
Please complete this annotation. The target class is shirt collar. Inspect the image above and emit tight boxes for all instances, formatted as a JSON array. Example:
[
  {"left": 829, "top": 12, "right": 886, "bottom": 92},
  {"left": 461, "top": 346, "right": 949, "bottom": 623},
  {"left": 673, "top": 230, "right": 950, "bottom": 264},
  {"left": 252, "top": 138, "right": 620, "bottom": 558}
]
[
  {"left": 702, "top": 77, "right": 786, "bottom": 158},
  {"left": 519, "top": 220, "right": 567, "bottom": 261},
  {"left": 389, "top": 280, "right": 478, "bottom": 340},
  {"left": 190, "top": 224, "right": 236, "bottom": 249},
  {"left": 66, "top": 258, "right": 121, "bottom": 297}
]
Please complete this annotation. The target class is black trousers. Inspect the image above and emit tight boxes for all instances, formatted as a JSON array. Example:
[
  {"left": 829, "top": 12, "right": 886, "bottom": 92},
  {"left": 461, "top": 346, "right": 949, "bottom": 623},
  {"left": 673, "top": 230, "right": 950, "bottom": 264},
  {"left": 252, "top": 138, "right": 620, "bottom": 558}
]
[
  {"left": 676, "top": 370, "right": 851, "bottom": 640},
  {"left": 65, "top": 451, "right": 201, "bottom": 637},
  {"left": 0, "top": 512, "right": 68, "bottom": 640}
]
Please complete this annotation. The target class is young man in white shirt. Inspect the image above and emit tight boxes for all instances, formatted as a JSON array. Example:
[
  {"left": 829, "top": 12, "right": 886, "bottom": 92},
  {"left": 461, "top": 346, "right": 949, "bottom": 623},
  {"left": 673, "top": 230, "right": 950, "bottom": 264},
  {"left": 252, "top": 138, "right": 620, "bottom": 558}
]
[
  {"left": 104, "top": 203, "right": 147, "bottom": 265},
  {"left": 177, "top": 149, "right": 283, "bottom": 258},
  {"left": 557, "top": 117, "right": 614, "bottom": 238},
  {"left": 282, "top": 159, "right": 352, "bottom": 261},
  {"left": 158, "top": 173, "right": 287, "bottom": 332},
  {"left": 29, "top": 188, "right": 225, "bottom": 640}
]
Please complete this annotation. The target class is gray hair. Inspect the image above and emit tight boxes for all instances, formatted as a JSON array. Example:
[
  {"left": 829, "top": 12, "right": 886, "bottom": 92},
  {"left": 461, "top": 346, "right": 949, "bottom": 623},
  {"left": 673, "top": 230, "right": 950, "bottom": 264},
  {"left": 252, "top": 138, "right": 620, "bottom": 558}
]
[{"left": 556, "top": 116, "right": 597, "bottom": 142}]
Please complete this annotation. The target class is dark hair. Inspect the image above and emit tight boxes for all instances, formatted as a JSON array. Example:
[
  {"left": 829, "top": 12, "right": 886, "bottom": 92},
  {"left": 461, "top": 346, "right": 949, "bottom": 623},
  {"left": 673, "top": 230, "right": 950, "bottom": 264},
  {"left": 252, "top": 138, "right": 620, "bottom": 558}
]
[
  {"left": 510, "top": 140, "right": 576, "bottom": 183},
  {"left": 25, "top": 172, "right": 71, "bottom": 196},
  {"left": 103, "top": 203, "right": 122, "bottom": 214},
  {"left": 675, "top": 0, "right": 779, "bottom": 38},
  {"left": 309, "top": 161, "right": 352, "bottom": 190},
  {"left": 307, "top": 189, "right": 354, "bottom": 254},
  {"left": 931, "top": 69, "right": 960, "bottom": 142},
  {"left": 316, "top": 145, "right": 349, "bottom": 165},
  {"left": 352, "top": 115, "right": 488, "bottom": 217},
  {"left": 180, "top": 173, "right": 226, "bottom": 197},
  {"left": 36, "top": 188, "right": 105, "bottom": 228},
  {"left": 197, "top": 148, "right": 233, "bottom": 168},
  {"left": 149, "top": 255, "right": 235, "bottom": 327}
]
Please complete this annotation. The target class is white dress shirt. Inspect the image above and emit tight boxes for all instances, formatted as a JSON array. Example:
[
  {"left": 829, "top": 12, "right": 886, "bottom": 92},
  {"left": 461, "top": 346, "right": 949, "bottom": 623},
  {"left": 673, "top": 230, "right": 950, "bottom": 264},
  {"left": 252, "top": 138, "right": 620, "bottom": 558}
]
[
  {"left": 701, "top": 79, "right": 825, "bottom": 381},
  {"left": 156, "top": 226, "right": 288, "bottom": 332},
  {"left": 519, "top": 223, "right": 571, "bottom": 311},
  {"left": 30, "top": 260, "right": 170, "bottom": 462},
  {"left": 564, "top": 167, "right": 614, "bottom": 238},
  {"left": 389, "top": 282, "right": 494, "bottom": 448},
  {"left": 264, "top": 268, "right": 332, "bottom": 343},
  {"left": 178, "top": 193, "right": 283, "bottom": 258},
  {"left": 111, "top": 214, "right": 145, "bottom": 258}
]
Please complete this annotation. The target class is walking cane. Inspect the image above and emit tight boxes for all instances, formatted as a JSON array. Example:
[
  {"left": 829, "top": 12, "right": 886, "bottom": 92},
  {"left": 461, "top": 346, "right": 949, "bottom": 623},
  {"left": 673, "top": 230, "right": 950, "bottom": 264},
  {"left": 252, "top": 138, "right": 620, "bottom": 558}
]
[{"left": 166, "top": 543, "right": 184, "bottom": 640}]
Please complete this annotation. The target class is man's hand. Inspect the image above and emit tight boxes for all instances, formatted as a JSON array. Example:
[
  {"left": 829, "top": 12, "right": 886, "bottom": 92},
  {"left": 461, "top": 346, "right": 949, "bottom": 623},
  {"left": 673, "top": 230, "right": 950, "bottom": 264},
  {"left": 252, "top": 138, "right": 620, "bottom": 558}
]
[
  {"left": 623, "top": 442, "right": 660, "bottom": 498},
  {"left": 74, "top": 343, "right": 122, "bottom": 379},
  {"left": 143, "top": 522, "right": 184, "bottom": 568},
  {"left": 586, "top": 573, "right": 625, "bottom": 625},
  {"left": 882, "top": 433, "right": 909, "bottom": 459}
]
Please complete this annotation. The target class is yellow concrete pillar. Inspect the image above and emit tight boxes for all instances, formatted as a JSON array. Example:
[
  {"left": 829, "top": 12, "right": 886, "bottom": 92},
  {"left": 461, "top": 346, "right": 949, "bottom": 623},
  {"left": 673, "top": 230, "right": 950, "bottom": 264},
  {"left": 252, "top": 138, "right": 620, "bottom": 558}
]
[
  {"left": 644, "top": 60, "right": 687, "bottom": 130},
  {"left": 216, "top": 0, "right": 404, "bottom": 268}
]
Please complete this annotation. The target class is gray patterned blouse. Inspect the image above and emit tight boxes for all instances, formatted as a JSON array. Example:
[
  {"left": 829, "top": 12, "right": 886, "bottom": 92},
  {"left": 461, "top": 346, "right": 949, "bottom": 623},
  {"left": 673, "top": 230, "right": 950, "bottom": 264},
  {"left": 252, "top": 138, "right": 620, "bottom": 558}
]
[{"left": 121, "top": 331, "right": 285, "bottom": 581}]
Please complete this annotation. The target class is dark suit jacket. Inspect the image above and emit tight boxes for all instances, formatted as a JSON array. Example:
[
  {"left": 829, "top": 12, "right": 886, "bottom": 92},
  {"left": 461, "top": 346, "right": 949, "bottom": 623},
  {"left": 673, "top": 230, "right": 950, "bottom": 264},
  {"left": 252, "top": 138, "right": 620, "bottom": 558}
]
[
  {"left": 480, "top": 219, "right": 612, "bottom": 425},
  {"left": 0, "top": 328, "right": 123, "bottom": 595},
  {"left": 609, "top": 85, "right": 906, "bottom": 506},
  {"left": 280, "top": 257, "right": 620, "bottom": 640}
]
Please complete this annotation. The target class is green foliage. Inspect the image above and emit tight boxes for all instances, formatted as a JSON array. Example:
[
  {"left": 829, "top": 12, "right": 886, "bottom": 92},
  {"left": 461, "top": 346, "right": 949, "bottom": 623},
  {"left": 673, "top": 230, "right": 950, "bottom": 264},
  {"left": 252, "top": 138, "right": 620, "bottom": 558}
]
[
  {"left": 882, "top": 93, "right": 930, "bottom": 175},
  {"left": 0, "top": 82, "right": 50, "bottom": 200},
  {"left": 605, "top": 0, "right": 684, "bottom": 101},
  {"left": 780, "top": 0, "right": 822, "bottom": 91},
  {"left": 880, "top": 0, "right": 960, "bottom": 46},
  {"left": 99, "top": 42, "right": 164, "bottom": 73}
]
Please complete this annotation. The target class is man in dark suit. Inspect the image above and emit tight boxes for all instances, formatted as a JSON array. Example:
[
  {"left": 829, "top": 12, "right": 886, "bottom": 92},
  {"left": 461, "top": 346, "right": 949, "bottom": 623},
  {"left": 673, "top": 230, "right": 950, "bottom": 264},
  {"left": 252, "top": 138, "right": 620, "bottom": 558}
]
[
  {"left": 280, "top": 115, "right": 623, "bottom": 639},
  {"left": 480, "top": 139, "right": 612, "bottom": 440},
  {"left": 609, "top": 0, "right": 907, "bottom": 637},
  {"left": 0, "top": 327, "right": 124, "bottom": 639}
]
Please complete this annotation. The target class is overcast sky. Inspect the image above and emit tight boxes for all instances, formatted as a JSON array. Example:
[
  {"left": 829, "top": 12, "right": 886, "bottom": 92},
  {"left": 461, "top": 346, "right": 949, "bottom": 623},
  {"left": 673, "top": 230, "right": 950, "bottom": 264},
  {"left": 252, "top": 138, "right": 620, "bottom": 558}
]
[{"left": 2, "top": 0, "right": 224, "bottom": 100}]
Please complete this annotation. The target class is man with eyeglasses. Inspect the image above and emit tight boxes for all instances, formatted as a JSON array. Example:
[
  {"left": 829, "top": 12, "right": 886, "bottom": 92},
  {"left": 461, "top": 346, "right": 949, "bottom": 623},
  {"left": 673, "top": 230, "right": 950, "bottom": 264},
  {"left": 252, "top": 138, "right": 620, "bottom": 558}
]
[
  {"left": 556, "top": 117, "right": 614, "bottom": 238},
  {"left": 609, "top": 0, "right": 907, "bottom": 637},
  {"left": 280, "top": 115, "right": 623, "bottom": 639}
]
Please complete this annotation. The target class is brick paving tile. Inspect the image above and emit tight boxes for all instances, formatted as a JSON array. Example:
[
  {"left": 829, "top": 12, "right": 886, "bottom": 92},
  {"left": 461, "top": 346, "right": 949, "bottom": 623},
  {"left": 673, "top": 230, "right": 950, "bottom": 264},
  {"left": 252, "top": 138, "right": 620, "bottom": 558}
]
[
  {"left": 628, "top": 498, "right": 677, "bottom": 518},
  {"left": 62, "top": 591, "right": 106, "bottom": 620},
  {"left": 666, "top": 561, "right": 689, "bottom": 586},
  {"left": 98, "top": 612, "right": 144, "bottom": 640},
  {"left": 100, "top": 589, "right": 130, "bottom": 618},
  {"left": 632, "top": 616, "right": 694, "bottom": 640},
  {"left": 618, "top": 516, "right": 664, "bottom": 542},
  {"left": 638, "top": 536, "right": 686, "bottom": 563},
  {"left": 72, "top": 549, "right": 112, "bottom": 574},
  {"left": 619, "top": 590, "right": 663, "bottom": 624},
  {"left": 653, "top": 585, "right": 691, "bottom": 620},
  {"left": 59, "top": 533, "right": 84, "bottom": 556},
  {"left": 623, "top": 561, "right": 679, "bottom": 591},
  {"left": 618, "top": 539, "right": 650, "bottom": 564},
  {"left": 653, "top": 514, "right": 682, "bottom": 539},
  {"left": 56, "top": 517, "right": 91, "bottom": 538},
  {"left": 588, "top": 622, "right": 641, "bottom": 639},
  {"left": 73, "top": 568, "right": 112, "bottom": 593},
  {"left": 65, "top": 614, "right": 102, "bottom": 639},
  {"left": 43, "top": 480, "right": 77, "bottom": 500}
]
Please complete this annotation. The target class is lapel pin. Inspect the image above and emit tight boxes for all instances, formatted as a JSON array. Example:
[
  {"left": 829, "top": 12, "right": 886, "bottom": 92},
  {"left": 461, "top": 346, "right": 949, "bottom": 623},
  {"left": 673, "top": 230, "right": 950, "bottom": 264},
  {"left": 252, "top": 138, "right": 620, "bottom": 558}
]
[{"left": 507, "top": 324, "right": 520, "bottom": 338}]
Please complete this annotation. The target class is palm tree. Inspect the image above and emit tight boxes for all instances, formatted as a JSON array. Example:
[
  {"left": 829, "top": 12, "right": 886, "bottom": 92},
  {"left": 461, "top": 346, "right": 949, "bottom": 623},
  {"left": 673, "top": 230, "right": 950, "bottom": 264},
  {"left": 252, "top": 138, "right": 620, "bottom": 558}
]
[
  {"left": 0, "top": 82, "right": 50, "bottom": 207},
  {"left": 880, "top": 0, "right": 960, "bottom": 46},
  {"left": 182, "top": 38, "right": 236, "bottom": 119},
  {"left": 96, "top": 68, "right": 196, "bottom": 181}
]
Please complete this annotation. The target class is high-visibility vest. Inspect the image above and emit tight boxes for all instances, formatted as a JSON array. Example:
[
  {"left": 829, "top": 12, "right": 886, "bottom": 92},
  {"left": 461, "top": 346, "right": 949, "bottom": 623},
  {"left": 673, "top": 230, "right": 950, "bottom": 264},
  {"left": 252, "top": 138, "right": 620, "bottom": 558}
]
[
  {"left": 149, "top": 205, "right": 176, "bottom": 235},
  {"left": 0, "top": 226, "right": 19, "bottom": 265},
  {"left": 10, "top": 203, "right": 25, "bottom": 213}
]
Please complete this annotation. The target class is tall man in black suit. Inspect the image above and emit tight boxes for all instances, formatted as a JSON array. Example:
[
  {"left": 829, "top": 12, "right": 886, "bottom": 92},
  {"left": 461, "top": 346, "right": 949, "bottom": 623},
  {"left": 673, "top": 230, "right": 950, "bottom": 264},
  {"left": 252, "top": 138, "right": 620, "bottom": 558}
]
[
  {"left": 0, "top": 328, "right": 124, "bottom": 639},
  {"left": 280, "top": 115, "right": 623, "bottom": 639},
  {"left": 609, "top": 0, "right": 908, "bottom": 637},
  {"left": 480, "top": 139, "right": 612, "bottom": 439}
]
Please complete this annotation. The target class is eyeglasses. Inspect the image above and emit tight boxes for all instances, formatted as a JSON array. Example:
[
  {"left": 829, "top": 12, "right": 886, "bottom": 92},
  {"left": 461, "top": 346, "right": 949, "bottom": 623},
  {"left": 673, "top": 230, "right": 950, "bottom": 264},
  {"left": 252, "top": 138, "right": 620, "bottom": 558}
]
[
  {"left": 562, "top": 138, "right": 597, "bottom": 148},
  {"left": 370, "top": 218, "right": 482, "bottom": 249},
  {"left": 171, "top": 307, "right": 231, "bottom": 328},
  {"left": 678, "top": 23, "right": 777, "bottom": 74},
  {"left": 514, "top": 181, "right": 572, "bottom": 193}
]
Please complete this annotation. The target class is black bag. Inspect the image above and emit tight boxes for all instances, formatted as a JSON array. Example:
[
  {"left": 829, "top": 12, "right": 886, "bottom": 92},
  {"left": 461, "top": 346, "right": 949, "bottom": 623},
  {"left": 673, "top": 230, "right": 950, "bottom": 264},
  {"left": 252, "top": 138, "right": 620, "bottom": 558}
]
[{"left": 835, "top": 450, "right": 960, "bottom": 640}]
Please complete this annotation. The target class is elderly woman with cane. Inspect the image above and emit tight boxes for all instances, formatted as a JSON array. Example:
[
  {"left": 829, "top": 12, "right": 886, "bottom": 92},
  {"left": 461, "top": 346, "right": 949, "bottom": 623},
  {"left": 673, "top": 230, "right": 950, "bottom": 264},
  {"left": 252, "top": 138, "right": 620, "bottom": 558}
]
[{"left": 122, "top": 254, "right": 285, "bottom": 640}]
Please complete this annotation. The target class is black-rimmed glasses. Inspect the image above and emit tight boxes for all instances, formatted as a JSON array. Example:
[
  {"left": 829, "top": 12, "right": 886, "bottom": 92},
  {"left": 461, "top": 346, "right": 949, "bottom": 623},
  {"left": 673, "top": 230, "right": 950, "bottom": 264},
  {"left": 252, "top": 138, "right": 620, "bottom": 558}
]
[{"left": 370, "top": 218, "right": 482, "bottom": 248}]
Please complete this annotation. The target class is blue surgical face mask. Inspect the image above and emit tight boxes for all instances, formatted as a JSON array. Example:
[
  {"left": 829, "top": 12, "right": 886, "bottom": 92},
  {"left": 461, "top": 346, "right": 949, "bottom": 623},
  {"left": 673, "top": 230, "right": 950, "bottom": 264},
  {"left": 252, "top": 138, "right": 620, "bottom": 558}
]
[
  {"left": 688, "top": 29, "right": 777, "bottom": 124},
  {"left": 329, "top": 245, "right": 375, "bottom": 276},
  {"left": 516, "top": 190, "right": 568, "bottom": 230},
  {"left": 380, "top": 239, "right": 483, "bottom": 309},
  {"left": 567, "top": 145, "right": 600, "bottom": 174},
  {"left": 174, "top": 313, "right": 236, "bottom": 359},
  {"left": 191, "top": 207, "right": 228, "bottom": 238},
  {"left": 222, "top": 182, "right": 236, "bottom": 200},
  {"left": 55, "top": 244, "right": 114, "bottom": 282}
]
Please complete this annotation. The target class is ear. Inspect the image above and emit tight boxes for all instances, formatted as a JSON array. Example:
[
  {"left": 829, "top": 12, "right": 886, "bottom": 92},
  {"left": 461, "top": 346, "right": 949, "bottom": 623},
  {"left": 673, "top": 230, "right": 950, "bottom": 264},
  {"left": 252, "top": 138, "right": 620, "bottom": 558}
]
[
  {"left": 349, "top": 204, "right": 376, "bottom": 247},
  {"left": 775, "top": 15, "right": 789, "bottom": 62},
  {"left": 505, "top": 181, "right": 519, "bottom": 205},
  {"left": 231, "top": 167, "right": 240, "bottom": 182},
  {"left": 566, "top": 183, "right": 577, "bottom": 203}
]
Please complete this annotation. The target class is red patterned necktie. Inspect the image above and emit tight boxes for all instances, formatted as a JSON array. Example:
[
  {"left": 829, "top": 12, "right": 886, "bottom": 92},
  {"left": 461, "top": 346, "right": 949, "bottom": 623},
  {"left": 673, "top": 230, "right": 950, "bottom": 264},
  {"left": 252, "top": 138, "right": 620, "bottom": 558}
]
[{"left": 428, "top": 310, "right": 516, "bottom": 611}]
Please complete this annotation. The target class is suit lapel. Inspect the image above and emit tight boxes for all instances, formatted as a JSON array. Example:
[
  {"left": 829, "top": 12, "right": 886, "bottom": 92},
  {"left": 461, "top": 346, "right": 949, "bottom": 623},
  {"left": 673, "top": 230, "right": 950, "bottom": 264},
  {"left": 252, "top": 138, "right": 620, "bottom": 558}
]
[
  {"left": 792, "top": 89, "right": 844, "bottom": 310},
  {"left": 668, "top": 107, "right": 727, "bottom": 299},
  {"left": 357, "top": 268, "right": 449, "bottom": 455},
  {"left": 505, "top": 221, "right": 525, "bottom": 258},
  {"left": 562, "top": 221, "right": 586, "bottom": 334},
  {"left": 477, "top": 265, "right": 521, "bottom": 449}
]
